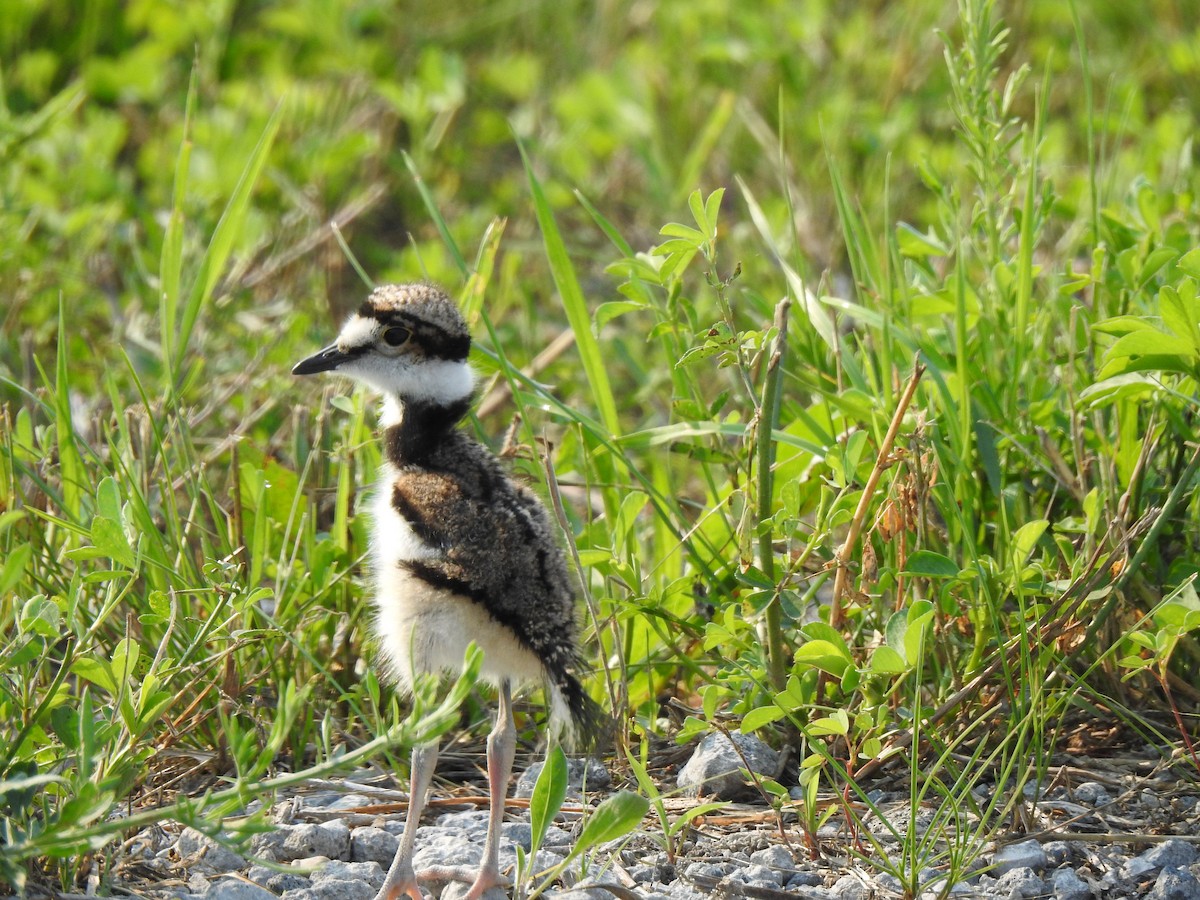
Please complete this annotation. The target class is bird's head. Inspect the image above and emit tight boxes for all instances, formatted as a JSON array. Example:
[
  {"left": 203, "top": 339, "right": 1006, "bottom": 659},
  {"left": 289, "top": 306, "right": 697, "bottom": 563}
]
[{"left": 293, "top": 283, "right": 475, "bottom": 409}]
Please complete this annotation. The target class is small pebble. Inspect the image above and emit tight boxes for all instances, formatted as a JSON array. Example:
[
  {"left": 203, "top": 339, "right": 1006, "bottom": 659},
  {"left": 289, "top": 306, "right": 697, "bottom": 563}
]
[
  {"left": 731, "top": 863, "right": 781, "bottom": 887},
  {"left": 312, "top": 859, "right": 384, "bottom": 889},
  {"left": 1044, "top": 841, "right": 1075, "bottom": 867},
  {"left": 267, "top": 872, "right": 311, "bottom": 894},
  {"left": 786, "top": 870, "right": 823, "bottom": 888},
  {"left": 203, "top": 880, "right": 278, "bottom": 900},
  {"left": 176, "top": 828, "right": 248, "bottom": 874},
  {"left": 749, "top": 844, "right": 794, "bottom": 870},
  {"left": 993, "top": 839, "right": 1048, "bottom": 875},
  {"left": 250, "top": 822, "right": 351, "bottom": 863},
  {"left": 1052, "top": 867, "right": 1092, "bottom": 900},
  {"left": 831, "top": 873, "right": 870, "bottom": 900},
  {"left": 1147, "top": 867, "right": 1200, "bottom": 900},
  {"left": 350, "top": 826, "right": 399, "bottom": 866},
  {"left": 514, "top": 757, "right": 611, "bottom": 798},
  {"left": 1140, "top": 839, "right": 1199, "bottom": 872},
  {"left": 993, "top": 866, "right": 1047, "bottom": 899},
  {"left": 1072, "top": 781, "right": 1110, "bottom": 805},
  {"left": 304, "top": 878, "right": 376, "bottom": 900},
  {"left": 682, "top": 860, "right": 731, "bottom": 880}
]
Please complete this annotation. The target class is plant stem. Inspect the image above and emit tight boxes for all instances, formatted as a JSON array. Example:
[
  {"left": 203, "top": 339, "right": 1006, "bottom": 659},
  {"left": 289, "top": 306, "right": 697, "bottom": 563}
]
[{"left": 758, "top": 298, "right": 791, "bottom": 692}]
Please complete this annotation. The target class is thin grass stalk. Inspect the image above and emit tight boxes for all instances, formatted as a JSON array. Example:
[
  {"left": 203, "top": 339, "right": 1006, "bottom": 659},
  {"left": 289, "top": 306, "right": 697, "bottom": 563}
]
[{"left": 757, "top": 298, "right": 790, "bottom": 692}]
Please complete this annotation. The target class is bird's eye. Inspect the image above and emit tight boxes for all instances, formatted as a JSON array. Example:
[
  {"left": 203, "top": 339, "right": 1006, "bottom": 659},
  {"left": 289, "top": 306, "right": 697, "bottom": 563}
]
[{"left": 382, "top": 326, "right": 411, "bottom": 347}]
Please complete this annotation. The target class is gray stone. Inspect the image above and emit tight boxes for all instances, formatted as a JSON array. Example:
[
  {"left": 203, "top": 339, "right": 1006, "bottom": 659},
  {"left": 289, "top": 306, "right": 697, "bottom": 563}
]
[
  {"left": 1148, "top": 868, "right": 1200, "bottom": 900},
  {"left": 305, "top": 878, "right": 376, "bottom": 900},
  {"left": 498, "top": 845, "right": 565, "bottom": 878},
  {"left": 1052, "top": 868, "right": 1092, "bottom": 900},
  {"left": 176, "top": 828, "right": 248, "bottom": 874},
  {"left": 350, "top": 826, "right": 399, "bottom": 866},
  {"left": 682, "top": 860, "right": 732, "bottom": 880},
  {"left": 993, "top": 840, "right": 1048, "bottom": 875},
  {"left": 1044, "top": 842, "right": 1075, "bottom": 867},
  {"left": 411, "top": 832, "right": 481, "bottom": 872},
  {"left": 188, "top": 873, "right": 211, "bottom": 894},
  {"left": 1128, "top": 855, "right": 1161, "bottom": 879},
  {"left": 749, "top": 844, "right": 794, "bottom": 870},
  {"left": 627, "top": 864, "right": 656, "bottom": 883},
  {"left": 1140, "top": 840, "right": 1199, "bottom": 873},
  {"left": 787, "top": 871, "right": 824, "bottom": 888},
  {"left": 267, "top": 872, "right": 311, "bottom": 894},
  {"left": 831, "top": 873, "right": 870, "bottom": 900},
  {"left": 318, "top": 793, "right": 373, "bottom": 811},
  {"left": 730, "top": 864, "right": 782, "bottom": 887},
  {"left": 1072, "top": 782, "right": 1110, "bottom": 805},
  {"left": 676, "top": 732, "right": 779, "bottom": 799},
  {"left": 662, "top": 883, "right": 709, "bottom": 900},
  {"left": 500, "top": 821, "right": 534, "bottom": 851},
  {"left": 874, "top": 873, "right": 903, "bottom": 893},
  {"left": 245, "top": 866, "right": 274, "bottom": 887},
  {"left": 539, "top": 824, "right": 573, "bottom": 849},
  {"left": 203, "top": 880, "right": 278, "bottom": 900},
  {"left": 993, "top": 866, "right": 1047, "bottom": 899},
  {"left": 251, "top": 821, "right": 351, "bottom": 863},
  {"left": 312, "top": 860, "right": 385, "bottom": 890},
  {"left": 436, "top": 810, "right": 490, "bottom": 832},
  {"left": 918, "top": 866, "right": 947, "bottom": 890},
  {"left": 441, "top": 883, "right": 507, "bottom": 900},
  {"left": 515, "top": 757, "right": 611, "bottom": 798}
]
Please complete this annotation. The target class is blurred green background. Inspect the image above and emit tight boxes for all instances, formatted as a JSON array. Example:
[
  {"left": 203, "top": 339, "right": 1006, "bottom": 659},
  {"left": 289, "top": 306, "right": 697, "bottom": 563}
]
[{"left": 4, "top": 0, "right": 1200, "bottom": 892}]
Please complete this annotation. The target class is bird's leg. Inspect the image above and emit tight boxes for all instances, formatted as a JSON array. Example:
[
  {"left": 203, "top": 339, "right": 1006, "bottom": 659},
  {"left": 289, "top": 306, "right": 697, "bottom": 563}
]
[
  {"left": 375, "top": 741, "right": 439, "bottom": 900},
  {"left": 403, "top": 683, "right": 517, "bottom": 898},
  {"left": 465, "top": 679, "right": 516, "bottom": 898}
]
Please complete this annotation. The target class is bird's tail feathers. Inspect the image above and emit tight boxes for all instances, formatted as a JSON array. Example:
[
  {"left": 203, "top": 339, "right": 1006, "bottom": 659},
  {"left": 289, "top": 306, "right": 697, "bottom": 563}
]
[{"left": 548, "top": 672, "right": 609, "bottom": 753}]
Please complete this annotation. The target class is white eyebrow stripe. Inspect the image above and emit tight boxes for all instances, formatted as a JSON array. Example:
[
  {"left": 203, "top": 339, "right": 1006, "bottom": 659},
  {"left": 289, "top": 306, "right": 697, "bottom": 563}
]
[{"left": 337, "top": 315, "right": 378, "bottom": 350}]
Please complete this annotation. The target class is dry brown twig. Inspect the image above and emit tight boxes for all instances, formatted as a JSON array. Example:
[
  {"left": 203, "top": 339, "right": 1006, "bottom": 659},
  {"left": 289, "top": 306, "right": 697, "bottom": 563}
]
[{"left": 830, "top": 360, "right": 926, "bottom": 628}]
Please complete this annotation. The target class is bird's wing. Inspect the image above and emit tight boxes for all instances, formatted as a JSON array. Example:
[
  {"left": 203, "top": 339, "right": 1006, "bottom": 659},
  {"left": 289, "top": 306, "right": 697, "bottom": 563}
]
[{"left": 390, "top": 460, "right": 576, "bottom": 650}]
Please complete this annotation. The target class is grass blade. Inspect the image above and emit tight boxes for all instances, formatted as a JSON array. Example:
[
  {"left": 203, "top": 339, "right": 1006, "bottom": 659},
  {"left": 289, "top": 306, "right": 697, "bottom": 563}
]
[
  {"left": 402, "top": 149, "right": 468, "bottom": 278},
  {"left": 174, "top": 99, "right": 285, "bottom": 387},
  {"left": 519, "top": 141, "right": 620, "bottom": 436}
]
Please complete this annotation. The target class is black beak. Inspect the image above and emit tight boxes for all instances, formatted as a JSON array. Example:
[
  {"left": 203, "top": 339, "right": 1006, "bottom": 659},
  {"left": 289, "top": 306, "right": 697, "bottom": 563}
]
[{"left": 292, "top": 343, "right": 357, "bottom": 375}]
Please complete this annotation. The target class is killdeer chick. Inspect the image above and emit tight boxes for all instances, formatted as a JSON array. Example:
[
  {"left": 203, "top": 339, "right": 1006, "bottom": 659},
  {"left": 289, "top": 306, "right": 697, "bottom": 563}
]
[{"left": 294, "top": 283, "right": 603, "bottom": 900}]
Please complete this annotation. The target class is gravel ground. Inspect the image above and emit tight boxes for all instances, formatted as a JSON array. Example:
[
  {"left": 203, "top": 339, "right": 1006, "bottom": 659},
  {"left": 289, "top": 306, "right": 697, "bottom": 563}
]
[{"left": 68, "top": 731, "right": 1200, "bottom": 900}]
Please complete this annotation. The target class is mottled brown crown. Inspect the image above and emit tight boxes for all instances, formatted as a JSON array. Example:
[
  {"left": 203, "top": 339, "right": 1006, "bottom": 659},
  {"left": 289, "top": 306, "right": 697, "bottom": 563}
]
[{"left": 358, "top": 284, "right": 470, "bottom": 361}]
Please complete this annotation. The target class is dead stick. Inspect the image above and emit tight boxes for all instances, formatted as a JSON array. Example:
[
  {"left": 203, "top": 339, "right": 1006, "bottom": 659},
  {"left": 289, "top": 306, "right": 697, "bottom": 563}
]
[{"left": 830, "top": 360, "right": 925, "bottom": 627}]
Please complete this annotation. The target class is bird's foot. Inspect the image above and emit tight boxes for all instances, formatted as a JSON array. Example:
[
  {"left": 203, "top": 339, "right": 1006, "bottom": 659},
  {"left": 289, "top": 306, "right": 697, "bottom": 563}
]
[
  {"left": 372, "top": 861, "right": 425, "bottom": 900},
  {"left": 419, "top": 864, "right": 511, "bottom": 899}
]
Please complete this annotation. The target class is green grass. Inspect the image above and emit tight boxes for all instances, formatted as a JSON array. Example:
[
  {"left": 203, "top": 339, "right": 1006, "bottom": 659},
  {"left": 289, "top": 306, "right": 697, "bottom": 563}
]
[{"left": 3, "top": 0, "right": 1200, "bottom": 896}]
